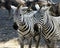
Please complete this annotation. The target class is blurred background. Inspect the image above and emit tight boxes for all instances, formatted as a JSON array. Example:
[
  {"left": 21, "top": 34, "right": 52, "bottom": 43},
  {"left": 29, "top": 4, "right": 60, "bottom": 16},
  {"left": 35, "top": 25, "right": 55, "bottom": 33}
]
[{"left": 0, "top": 0, "right": 60, "bottom": 48}]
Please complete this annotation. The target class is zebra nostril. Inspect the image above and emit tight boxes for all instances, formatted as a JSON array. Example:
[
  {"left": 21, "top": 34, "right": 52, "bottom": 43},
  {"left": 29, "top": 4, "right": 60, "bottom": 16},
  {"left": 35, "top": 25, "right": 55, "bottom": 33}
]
[
  {"left": 13, "top": 22, "right": 18, "bottom": 30},
  {"left": 20, "top": 14, "right": 21, "bottom": 16},
  {"left": 34, "top": 24, "right": 39, "bottom": 32}
]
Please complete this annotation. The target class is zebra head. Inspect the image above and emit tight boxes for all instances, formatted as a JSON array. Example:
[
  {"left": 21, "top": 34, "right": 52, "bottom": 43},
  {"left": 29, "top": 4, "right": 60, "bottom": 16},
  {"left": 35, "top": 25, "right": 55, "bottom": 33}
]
[
  {"left": 34, "top": 5, "right": 50, "bottom": 25},
  {"left": 13, "top": 5, "right": 29, "bottom": 30},
  {"left": 14, "top": 5, "right": 28, "bottom": 23}
]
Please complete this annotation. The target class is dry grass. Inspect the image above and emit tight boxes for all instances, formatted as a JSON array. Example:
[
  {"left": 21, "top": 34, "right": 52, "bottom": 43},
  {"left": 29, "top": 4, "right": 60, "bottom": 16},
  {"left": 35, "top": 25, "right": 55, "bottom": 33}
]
[
  {"left": 0, "top": 38, "right": 60, "bottom": 48},
  {"left": 0, "top": 38, "right": 47, "bottom": 48},
  {"left": 0, "top": 38, "right": 19, "bottom": 48}
]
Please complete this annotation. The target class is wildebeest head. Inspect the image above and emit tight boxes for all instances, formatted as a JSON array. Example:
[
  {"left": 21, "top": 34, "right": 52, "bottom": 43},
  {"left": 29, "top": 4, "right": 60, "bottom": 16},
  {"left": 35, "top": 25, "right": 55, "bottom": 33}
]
[
  {"left": 0, "top": 0, "right": 25, "bottom": 19},
  {"left": 36, "top": 0, "right": 60, "bottom": 17},
  {"left": 49, "top": 2, "right": 60, "bottom": 16}
]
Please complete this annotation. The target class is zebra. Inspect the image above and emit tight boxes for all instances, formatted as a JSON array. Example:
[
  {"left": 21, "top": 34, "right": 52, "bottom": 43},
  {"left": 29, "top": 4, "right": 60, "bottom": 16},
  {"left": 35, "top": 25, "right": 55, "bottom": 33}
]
[
  {"left": 33, "top": 3, "right": 60, "bottom": 48},
  {"left": 12, "top": 4, "right": 41, "bottom": 48}
]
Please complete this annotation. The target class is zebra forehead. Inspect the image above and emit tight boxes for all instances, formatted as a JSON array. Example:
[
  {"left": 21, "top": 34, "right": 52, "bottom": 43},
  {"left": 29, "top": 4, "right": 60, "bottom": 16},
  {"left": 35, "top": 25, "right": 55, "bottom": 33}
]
[
  {"left": 41, "top": 6, "right": 49, "bottom": 11},
  {"left": 23, "top": 11, "right": 37, "bottom": 17}
]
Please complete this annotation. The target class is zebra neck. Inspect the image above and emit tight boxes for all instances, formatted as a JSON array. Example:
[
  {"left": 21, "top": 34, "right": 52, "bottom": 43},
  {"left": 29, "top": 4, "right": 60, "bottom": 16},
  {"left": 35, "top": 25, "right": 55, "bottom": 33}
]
[
  {"left": 42, "top": 19, "right": 55, "bottom": 40},
  {"left": 17, "top": 23, "right": 31, "bottom": 36}
]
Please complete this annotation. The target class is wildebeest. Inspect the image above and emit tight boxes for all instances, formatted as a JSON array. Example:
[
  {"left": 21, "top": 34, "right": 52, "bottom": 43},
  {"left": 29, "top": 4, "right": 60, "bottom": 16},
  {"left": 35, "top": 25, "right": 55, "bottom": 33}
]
[
  {"left": 0, "top": 0, "right": 25, "bottom": 19},
  {"left": 49, "top": 2, "right": 60, "bottom": 16}
]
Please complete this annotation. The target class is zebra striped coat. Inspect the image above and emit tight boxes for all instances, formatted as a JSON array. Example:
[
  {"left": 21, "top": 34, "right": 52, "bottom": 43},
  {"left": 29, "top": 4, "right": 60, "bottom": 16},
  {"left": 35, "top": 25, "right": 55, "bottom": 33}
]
[
  {"left": 33, "top": 5, "right": 60, "bottom": 48},
  {"left": 12, "top": 4, "right": 60, "bottom": 48},
  {"left": 13, "top": 6, "right": 41, "bottom": 48}
]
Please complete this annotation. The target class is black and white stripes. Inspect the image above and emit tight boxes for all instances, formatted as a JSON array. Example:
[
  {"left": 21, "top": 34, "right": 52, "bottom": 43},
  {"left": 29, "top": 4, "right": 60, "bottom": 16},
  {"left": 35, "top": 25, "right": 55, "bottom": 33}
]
[
  {"left": 13, "top": 5, "right": 41, "bottom": 48},
  {"left": 34, "top": 5, "right": 56, "bottom": 39},
  {"left": 33, "top": 5, "right": 57, "bottom": 48},
  {"left": 12, "top": 2, "right": 60, "bottom": 48}
]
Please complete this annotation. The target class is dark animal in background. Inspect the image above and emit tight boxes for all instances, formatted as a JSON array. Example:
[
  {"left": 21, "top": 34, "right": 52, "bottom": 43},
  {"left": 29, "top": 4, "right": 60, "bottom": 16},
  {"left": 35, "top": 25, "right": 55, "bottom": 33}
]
[
  {"left": 0, "top": 0, "right": 11, "bottom": 17},
  {"left": 0, "top": 0, "right": 19, "bottom": 19},
  {"left": 49, "top": 2, "right": 60, "bottom": 16}
]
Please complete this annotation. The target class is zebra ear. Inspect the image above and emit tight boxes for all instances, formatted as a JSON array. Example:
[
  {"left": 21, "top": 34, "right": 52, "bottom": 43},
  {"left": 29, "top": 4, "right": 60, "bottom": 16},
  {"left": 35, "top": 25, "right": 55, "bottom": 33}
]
[
  {"left": 11, "top": 5, "right": 17, "bottom": 14},
  {"left": 35, "top": 4, "right": 40, "bottom": 10},
  {"left": 11, "top": 5, "right": 17, "bottom": 10}
]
